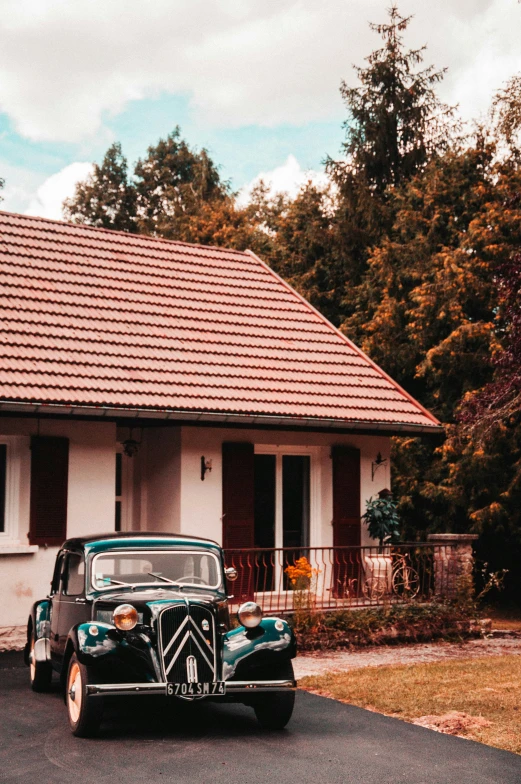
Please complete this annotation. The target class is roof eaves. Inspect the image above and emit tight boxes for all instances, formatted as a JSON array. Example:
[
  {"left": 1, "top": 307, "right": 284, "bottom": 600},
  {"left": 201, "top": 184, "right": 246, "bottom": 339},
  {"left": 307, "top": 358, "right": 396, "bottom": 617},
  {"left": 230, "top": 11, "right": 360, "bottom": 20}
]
[{"left": 0, "top": 399, "right": 444, "bottom": 435}]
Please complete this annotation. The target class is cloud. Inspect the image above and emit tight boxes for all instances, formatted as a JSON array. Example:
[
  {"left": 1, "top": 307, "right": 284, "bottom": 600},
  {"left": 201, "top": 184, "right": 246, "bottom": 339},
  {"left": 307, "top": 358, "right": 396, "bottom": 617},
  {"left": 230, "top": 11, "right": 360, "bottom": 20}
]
[
  {"left": 0, "top": 0, "right": 519, "bottom": 143},
  {"left": 24, "top": 162, "right": 93, "bottom": 220},
  {"left": 237, "top": 154, "right": 329, "bottom": 205}
]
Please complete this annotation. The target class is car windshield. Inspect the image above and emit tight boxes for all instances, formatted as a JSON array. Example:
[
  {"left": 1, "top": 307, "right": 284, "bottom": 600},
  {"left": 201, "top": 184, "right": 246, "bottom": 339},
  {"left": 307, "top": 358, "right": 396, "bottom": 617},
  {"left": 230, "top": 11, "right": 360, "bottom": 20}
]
[{"left": 91, "top": 550, "right": 222, "bottom": 591}]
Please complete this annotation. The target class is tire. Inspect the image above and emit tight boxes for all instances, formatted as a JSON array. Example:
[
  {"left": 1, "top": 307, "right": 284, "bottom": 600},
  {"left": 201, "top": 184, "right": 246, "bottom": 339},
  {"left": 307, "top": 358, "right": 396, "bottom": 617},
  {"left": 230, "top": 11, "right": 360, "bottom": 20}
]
[
  {"left": 253, "top": 661, "right": 296, "bottom": 730},
  {"left": 66, "top": 653, "right": 104, "bottom": 737},
  {"left": 29, "top": 631, "right": 52, "bottom": 693}
]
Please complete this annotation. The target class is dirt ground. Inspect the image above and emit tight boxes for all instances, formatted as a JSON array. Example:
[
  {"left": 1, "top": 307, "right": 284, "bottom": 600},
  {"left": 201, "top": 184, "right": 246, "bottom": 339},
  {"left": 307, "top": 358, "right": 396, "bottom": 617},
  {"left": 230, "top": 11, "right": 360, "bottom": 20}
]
[{"left": 294, "top": 635, "right": 521, "bottom": 678}]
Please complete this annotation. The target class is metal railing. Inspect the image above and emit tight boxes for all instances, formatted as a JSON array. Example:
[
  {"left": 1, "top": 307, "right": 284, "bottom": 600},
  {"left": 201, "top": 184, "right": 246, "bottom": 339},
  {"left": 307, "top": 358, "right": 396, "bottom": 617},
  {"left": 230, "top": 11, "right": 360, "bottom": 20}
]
[{"left": 224, "top": 544, "right": 455, "bottom": 613}]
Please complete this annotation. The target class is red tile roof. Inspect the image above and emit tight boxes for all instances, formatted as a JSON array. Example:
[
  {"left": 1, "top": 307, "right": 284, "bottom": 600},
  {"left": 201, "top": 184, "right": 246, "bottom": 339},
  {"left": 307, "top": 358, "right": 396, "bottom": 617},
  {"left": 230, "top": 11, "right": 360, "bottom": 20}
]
[{"left": 0, "top": 211, "right": 441, "bottom": 432}]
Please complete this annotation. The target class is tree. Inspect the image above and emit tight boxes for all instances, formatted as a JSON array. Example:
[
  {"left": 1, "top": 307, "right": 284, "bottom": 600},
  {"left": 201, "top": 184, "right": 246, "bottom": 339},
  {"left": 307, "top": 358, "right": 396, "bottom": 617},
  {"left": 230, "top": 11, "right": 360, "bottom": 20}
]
[
  {"left": 0, "top": 176, "right": 4, "bottom": 202},
  {"left": 492, "top": 73, "right": 521, "bottom": 161},
  {"left": 333, "top": 5, "right": 455, "bottom": 193},
  {"left": 460, "top": 249, "right": 521, "bottom": 434},
  {"left": 133, "top": 127, "right": 229, "bottom": 241},
  {"left": 63, "top": 143, "right": 137, "bottom": 232}
]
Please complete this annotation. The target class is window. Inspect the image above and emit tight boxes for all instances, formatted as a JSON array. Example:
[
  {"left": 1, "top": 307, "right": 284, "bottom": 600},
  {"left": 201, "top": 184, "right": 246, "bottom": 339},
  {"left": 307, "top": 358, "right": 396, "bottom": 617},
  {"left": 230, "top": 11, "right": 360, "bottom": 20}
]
[
  {"left": 0, "top": 445, "right": 6, "bottom": 534},
  {"left": 115, "top": 449, "right": 133, "bottom": 532},
  {"left": 91, "top": 550, "right": 221, "bottom": 591},
  {"left": 0, "top": 437, "right": 25, "bottom": 545},
  {"left": 115, "top": 452, "right": 122, "bottom": 532},
  {"left": 64, "top": 553, "right": 85, "bottom": 596},
  {"left": 254, "top": 449, "right": 313, "bottom": 550},
  {"left": 252, "top": 447, "right": 317, "bottom": 592}
]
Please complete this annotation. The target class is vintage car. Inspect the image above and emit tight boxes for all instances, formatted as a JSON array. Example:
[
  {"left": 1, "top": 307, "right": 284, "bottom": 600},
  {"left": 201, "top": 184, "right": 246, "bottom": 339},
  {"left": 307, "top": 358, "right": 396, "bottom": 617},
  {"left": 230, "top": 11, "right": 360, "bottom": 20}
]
[{"left": 24, "top": 532, "right": 296, "bottom": 736}]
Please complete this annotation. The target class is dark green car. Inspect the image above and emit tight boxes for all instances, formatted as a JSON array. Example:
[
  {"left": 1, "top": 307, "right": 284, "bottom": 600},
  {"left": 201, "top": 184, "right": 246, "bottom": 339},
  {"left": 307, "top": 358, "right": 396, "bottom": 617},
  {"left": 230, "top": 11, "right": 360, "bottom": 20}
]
[{"left": 24, "top": 532, "right": 297, "bottom": 736}]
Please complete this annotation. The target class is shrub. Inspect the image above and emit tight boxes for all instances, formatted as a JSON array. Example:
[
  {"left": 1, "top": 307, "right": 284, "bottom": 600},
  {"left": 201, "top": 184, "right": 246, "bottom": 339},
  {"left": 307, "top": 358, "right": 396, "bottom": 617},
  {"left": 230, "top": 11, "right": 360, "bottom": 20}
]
[{"left": 289, "top": 602, "right": 479, "bottom": 651}]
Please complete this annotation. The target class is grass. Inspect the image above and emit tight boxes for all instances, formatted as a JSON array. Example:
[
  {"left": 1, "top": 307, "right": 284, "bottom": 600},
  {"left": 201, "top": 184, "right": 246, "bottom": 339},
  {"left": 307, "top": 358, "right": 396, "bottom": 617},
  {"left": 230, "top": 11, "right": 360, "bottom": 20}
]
[
  {"left": 300, "top": 654, "right": 521, "bottom": 755},
  {"left": 486, "top": 605, "right": 521, "bottom": 632}
]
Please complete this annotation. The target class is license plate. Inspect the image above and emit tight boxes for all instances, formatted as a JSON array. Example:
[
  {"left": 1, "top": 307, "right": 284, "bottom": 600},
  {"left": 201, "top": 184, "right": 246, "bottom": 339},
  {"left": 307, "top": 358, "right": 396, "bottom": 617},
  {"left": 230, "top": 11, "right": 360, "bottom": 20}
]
[{"left": 166, "top": 682, "right": 226, "bottom": 697}]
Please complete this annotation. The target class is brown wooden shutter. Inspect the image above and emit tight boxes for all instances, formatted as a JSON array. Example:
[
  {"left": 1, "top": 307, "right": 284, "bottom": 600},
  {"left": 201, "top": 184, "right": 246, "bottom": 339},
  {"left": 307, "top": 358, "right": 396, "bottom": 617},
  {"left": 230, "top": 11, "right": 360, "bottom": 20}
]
[
  {"left": 222, "top": 442, "right": 254, "bottom": 549},
  {"left": 332, "top": 446, "right": 361, "bottom": 548},
  {"left": 29, "top": 436, "right": 69, "bottom": 546},
  {"left": 222, "top": 442, "right": 254, "bottom": 602}
]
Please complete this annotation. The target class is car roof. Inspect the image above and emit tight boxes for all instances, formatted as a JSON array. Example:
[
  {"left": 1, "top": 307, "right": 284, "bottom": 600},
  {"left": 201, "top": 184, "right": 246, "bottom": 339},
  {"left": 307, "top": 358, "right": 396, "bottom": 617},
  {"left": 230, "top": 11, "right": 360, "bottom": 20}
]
[{"left": 62, "top": 531, "right": 220, "bottom": 553}]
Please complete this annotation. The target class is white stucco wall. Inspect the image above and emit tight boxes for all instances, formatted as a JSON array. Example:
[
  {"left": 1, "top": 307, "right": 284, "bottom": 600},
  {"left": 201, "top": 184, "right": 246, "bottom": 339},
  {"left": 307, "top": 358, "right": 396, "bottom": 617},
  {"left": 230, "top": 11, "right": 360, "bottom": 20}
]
[
  {"left": 144, "top": 427, "right": 181, "bottom": 534},
  {"left": 175, "top": 426, "right": 391, "bottom": 547},
  {"left": 0, "top": 418, "right": 116, "bottom": 628}
]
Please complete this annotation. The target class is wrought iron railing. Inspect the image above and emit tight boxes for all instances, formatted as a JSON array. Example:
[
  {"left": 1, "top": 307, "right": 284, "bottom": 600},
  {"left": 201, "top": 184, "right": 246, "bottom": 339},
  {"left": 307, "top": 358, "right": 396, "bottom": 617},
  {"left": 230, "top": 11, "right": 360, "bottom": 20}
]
[{"left": 224, "top": 544, "right": 457, "bottom": 612}]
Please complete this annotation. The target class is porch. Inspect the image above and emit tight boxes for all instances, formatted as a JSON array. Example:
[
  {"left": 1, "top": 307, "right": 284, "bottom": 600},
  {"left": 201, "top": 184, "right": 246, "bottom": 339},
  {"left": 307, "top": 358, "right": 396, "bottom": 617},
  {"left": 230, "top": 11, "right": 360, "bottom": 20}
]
[{"left": 224, "top": 535, "right": 476, "bottom": 613}]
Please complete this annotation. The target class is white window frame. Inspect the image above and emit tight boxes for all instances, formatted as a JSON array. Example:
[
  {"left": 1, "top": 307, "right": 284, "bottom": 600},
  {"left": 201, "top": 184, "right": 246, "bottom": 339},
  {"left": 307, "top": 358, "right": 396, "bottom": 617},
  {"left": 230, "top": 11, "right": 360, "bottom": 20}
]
[
  {"left": 253, "top": 445, "right": 321, "bottom": 550},
  {"left": 0, "top": 436, "right": 26, "bottom": 545}
]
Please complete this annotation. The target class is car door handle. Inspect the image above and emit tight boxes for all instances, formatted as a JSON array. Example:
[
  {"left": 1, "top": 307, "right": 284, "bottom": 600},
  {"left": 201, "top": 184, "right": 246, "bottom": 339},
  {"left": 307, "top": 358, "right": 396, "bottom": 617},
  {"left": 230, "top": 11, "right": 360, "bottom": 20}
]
[{"left": 75, "top": 598, "right": 86, "bottom": 603}]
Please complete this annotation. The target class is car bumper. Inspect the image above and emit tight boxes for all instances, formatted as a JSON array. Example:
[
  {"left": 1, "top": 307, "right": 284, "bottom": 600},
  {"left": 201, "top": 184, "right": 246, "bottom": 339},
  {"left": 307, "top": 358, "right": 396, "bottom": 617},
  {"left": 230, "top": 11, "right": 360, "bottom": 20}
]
[{"left": 86, "top": 679, "right": 296, "bottom": 697}]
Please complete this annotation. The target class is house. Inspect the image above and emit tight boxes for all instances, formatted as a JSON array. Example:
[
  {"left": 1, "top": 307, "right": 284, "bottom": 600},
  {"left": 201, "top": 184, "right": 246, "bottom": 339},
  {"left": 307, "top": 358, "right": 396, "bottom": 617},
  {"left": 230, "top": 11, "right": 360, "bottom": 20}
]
[{"left": 0, "top": 210, "right": 441, "bottom": 645}]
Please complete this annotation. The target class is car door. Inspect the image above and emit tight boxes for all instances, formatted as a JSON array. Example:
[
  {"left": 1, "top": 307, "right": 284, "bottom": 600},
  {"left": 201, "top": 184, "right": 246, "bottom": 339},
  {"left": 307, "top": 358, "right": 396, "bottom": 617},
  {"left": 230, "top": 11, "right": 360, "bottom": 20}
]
[
  {"left": 55, "top": 551, "right": 90, "bottom": 664},
  {"left": 49, "top": 552, "right": 65, "bottom": 665}
]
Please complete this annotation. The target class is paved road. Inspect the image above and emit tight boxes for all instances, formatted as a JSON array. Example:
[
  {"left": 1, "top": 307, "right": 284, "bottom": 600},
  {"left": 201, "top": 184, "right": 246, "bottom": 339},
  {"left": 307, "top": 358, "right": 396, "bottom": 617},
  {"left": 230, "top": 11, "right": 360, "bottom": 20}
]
[{"left": 1, "top": 653, "right": 520, "bottom": 784}]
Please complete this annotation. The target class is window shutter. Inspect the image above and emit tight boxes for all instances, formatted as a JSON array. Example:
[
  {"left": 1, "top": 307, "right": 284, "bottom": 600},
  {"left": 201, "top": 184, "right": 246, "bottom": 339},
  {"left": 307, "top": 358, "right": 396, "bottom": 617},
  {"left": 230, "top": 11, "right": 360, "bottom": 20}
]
[
  {"left": 332, "top": 446, "right": 361, "bottom": 547},
  {"left": 29, "top": 436, "right": 69, "bottom": 546},
  {"left": 222, "top": 442, "right": 254, "bottom": 602},
  {"left": 222, "top": 442, "right": 254, "bottom": 549}
]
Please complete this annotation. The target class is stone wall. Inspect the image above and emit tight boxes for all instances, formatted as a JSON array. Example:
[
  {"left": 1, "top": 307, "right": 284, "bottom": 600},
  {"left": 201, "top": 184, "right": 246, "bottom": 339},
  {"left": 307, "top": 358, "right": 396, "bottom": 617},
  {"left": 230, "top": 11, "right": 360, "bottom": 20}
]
[
  {"left": 427, "top": 534, "right": 478, "bottom": 599},
  {"left": 0, "top": 625, "right": 26, "bottom": 652}
]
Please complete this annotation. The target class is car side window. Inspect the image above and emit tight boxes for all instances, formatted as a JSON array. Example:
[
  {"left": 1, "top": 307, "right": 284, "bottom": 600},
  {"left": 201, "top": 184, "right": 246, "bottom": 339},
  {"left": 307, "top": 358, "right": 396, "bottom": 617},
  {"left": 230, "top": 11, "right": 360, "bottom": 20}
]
[
  {"left": 51, "top": 554, "right": 65, "bottom": 595},
  {"left": 64, "top": 553, "right": 85, "bottom": 596}
]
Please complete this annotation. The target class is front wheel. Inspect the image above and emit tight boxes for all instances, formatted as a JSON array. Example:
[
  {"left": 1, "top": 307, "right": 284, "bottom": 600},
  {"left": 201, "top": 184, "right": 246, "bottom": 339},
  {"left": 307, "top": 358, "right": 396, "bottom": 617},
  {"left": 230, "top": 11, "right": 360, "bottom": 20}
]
[
  {"left": 253, "top": 661, "right": 296, "bottom": 730},
  {"left": 66, "top": 654, "right": 104, "bottom": 737},
  {"left": 29, "top": 631, "right": 52, "bottom": 692}
]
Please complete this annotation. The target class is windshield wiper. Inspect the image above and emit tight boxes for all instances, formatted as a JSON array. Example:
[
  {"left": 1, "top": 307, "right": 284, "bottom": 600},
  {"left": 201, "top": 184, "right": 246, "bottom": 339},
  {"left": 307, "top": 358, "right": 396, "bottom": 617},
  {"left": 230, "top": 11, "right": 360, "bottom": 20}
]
[{"left": 147, "top": 572, "right": 183, "bottom": 587}]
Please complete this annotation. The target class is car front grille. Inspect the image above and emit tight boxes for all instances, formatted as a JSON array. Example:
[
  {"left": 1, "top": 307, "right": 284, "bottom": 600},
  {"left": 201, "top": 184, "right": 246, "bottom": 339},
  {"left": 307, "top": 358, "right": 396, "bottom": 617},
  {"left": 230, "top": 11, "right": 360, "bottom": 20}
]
[{"left": 158, "top": 603, "right": 216, "bottom": 684}]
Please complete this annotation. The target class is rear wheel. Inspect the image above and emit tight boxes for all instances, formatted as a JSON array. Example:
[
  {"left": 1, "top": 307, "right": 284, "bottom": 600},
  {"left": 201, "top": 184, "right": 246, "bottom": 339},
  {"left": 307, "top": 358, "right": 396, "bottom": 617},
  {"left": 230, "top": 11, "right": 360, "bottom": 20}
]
[
  {"left": 29, "top": 632, "right": 52, "bottom": 692},
  {"left": 66, "top": 654, "right": 104, "bottom": 737},
  {"left": 252, "top": 661, "right": 295, "bottom": 730}
]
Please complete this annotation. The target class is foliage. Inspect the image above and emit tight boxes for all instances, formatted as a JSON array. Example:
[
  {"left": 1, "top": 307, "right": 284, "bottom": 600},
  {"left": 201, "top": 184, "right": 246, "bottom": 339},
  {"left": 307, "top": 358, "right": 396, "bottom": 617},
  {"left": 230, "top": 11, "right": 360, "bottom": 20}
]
[
  {"left": 362, "top": 493, "right": 401, "bottom": 547},
  {"left": 64, "top": 127, "right": 263, "bottom": 249},
  {"left": 460, "top": 250, "right": 521, "bottom": 435},
  {"left": 332, "top": 4, "right": 456, "bottom": 194},
  {"left": 290, "top": 602, "right": 477, "bottom": 652},
  {"left": 63, "top": 143, "right": 137, "bottom": 232}
]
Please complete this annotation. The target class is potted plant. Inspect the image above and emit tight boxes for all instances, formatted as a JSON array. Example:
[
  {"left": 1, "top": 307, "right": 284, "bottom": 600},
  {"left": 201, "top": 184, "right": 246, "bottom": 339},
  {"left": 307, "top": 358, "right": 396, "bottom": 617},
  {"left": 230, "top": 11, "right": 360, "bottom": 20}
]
[
  {"left": 362, "top": 489, "right": 400, "bottom": 599},
  {"left": 363, "top": 488, "right": 401, "bottom": 549}
]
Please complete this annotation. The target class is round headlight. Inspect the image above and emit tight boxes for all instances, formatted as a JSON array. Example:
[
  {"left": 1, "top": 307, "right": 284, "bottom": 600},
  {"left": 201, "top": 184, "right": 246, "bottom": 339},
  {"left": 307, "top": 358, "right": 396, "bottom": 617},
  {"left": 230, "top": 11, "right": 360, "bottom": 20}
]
[
  {"left": 113, "top": 604, "right": 138, "bottom": 631},
  {"left": 238, "top": 601, "right": 263, "bottom": 629}
]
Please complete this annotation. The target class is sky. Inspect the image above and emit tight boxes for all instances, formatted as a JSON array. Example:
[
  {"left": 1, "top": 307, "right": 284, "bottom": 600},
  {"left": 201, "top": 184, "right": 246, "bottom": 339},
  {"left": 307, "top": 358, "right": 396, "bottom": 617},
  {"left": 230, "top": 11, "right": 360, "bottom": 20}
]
[{"left": 1, "top": 0, "right": 520, "bottom": 220}]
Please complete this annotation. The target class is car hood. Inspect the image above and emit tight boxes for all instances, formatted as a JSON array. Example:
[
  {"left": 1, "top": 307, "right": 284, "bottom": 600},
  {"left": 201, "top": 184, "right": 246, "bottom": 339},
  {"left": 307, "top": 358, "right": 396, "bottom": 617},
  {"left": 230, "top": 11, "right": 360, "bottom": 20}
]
[{"left": 92, "top": 586, "right": 225, "bottom": 611}]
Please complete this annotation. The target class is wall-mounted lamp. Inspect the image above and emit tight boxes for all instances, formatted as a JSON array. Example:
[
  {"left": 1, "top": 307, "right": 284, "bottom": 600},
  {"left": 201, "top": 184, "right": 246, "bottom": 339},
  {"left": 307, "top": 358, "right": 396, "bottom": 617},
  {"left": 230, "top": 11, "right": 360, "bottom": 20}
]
[
  {"left": 371, "top": 451, "right": 388, "bottom": 481},
  {"left": 201, "top": 456, "right": 212, "bottom": 481},
  {"left": 122, "top": 428, "right": 142, "bottom": 458}
]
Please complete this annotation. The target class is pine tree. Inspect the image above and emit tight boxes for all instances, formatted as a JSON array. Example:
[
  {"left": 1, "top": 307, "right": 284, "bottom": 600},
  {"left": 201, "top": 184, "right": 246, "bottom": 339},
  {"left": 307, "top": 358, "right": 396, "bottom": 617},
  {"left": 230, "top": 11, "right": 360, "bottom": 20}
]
[{"left": 333, "top": 4, "right": 455, "bottom": 193}]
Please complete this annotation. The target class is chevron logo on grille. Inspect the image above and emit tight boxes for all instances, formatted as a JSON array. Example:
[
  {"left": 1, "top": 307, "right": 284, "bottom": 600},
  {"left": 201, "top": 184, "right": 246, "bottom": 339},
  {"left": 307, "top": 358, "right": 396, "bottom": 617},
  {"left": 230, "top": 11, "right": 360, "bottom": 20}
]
[{"left": 162, "top": 615, "right": 215, "bottom": 678}]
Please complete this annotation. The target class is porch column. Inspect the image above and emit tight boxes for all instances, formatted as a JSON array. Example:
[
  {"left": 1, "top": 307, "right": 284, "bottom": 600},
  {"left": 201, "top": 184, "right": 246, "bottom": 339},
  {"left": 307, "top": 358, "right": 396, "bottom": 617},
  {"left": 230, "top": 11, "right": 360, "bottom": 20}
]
[{"left": 427, "top": 533, "right": 478, "bottom": 599}]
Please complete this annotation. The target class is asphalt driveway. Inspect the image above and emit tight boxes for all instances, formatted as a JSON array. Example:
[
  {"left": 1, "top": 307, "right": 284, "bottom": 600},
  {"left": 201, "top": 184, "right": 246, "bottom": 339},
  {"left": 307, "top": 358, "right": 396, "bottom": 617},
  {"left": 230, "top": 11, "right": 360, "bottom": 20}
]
[{"left": 1, "top": 653, "right": 520, "bottom": 784}]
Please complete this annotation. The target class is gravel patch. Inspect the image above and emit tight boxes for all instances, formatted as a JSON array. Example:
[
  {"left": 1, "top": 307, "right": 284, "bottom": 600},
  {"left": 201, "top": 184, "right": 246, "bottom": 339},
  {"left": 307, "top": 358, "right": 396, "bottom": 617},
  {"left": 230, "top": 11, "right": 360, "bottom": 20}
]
[{"left": 294, "top": 637, "right": 521, "bottom": 678}]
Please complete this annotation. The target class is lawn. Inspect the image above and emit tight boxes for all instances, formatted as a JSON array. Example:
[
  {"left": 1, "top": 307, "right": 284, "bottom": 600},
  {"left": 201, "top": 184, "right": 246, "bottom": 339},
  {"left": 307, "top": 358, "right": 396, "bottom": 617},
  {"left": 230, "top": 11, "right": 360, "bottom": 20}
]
[
  {"left": 486, "top": 606, "right": 521, "bottom": 632},
  {"left": 300, "top": 655, "right": 521, "bottom": 755}
]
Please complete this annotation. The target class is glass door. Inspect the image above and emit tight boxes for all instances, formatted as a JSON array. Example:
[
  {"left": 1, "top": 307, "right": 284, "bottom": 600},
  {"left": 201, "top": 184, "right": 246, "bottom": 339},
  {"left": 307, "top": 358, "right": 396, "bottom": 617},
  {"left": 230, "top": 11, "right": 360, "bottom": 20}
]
[{"left": 253, "top": 451, "right": 311, "bottom": 592}]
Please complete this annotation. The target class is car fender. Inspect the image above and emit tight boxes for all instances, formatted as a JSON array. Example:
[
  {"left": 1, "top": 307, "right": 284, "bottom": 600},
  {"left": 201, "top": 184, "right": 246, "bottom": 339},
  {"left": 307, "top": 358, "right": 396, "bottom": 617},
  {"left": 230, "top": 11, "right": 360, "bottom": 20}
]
[
  {"left": 69, "top": 622, "right": 121, "bottom": 665},
  {"left": 222, "top": 617, "right": 296, "bottom": 681},
  {"left": 24, "top": 600, "right": 52, "bottom": 665}
]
